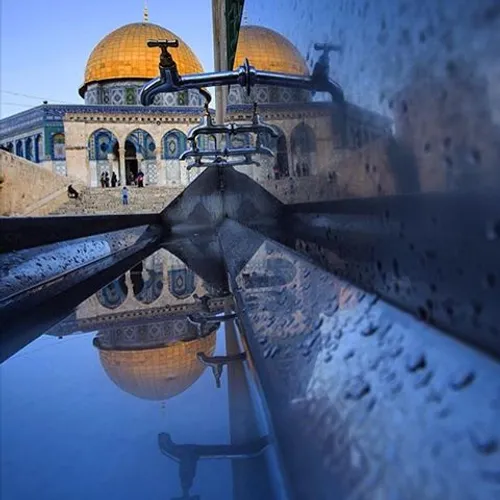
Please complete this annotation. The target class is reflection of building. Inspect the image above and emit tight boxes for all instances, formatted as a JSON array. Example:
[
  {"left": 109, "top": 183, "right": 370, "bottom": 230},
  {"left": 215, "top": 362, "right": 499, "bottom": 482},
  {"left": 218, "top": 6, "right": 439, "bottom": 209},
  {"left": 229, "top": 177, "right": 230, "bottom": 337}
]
[
  {"left": 392, "top": 60, "right": 500, "bottom": 192},
  {"left": 48, "top": 248, "right": 231, "bottom": 401},
  {"left": 226, "top": 25, "right": 392, "bottom": 187},
  {"left": 95, "top": 323, "right": 217, "bottom": 401}
]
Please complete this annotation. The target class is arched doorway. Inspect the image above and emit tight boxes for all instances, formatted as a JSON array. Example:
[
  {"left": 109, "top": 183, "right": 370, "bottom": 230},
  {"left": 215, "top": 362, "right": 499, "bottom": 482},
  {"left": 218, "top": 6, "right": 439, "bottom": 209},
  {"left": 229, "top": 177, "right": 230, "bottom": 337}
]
[
  {"left": 88, "top": 129, "right": 119, "bottom": 186},
  {"left": 25, "top": 137, "right": 33, "bottom": 161},
  {"left": 291, "top": 123, "right": 316, "bottom": 177},
  {"left": 125, "top": 139, "right": 138, "bottom": 185},
  {"left": 125, "top": 129, "right": 156, "bottom": 186},
  {"left": 260, "top": 127, "right": 289, "bottom": 179}
]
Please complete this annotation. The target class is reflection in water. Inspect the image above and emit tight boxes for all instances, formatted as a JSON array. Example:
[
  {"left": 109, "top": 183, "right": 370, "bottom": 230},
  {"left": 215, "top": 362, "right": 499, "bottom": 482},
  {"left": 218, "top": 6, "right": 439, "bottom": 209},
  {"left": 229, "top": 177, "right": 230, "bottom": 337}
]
[
  {"left": 96, "top": 274, "right": 128, "bottom": 309},
  {"left": 159, "top": 433, "right": 269, "bottom": 500},
  {"left": 2, "top": 248, "right": 280, "bottom": 499},
  {"left": 94, "top": 326, "right": 218, "bottom": 401}
]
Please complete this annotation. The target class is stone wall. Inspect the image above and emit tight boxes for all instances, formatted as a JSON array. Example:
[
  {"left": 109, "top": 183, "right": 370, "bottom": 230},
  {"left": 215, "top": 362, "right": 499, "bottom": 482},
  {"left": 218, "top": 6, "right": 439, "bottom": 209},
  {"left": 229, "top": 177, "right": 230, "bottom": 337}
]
[{"left": 0, "top": 150, "right": 72, "bottom": 216}]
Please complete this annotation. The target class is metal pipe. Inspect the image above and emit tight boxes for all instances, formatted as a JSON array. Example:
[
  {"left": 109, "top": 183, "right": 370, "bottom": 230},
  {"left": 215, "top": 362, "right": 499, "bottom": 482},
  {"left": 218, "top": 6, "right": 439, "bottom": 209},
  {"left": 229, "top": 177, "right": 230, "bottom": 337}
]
[
  {"left": 180, "top": 145, "right": 273, "bottom": 161},
  {"left": 140, "top": 42, "right": 345, "bottom": 107}
]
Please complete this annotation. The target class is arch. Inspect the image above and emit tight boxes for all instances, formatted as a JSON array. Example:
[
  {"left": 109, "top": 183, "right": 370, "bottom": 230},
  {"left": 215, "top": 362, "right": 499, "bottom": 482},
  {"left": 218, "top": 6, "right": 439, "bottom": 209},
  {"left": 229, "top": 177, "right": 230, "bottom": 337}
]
[
  {"left": 5, "top": 142, "right": 13, "bottom": 153},
  {"left": 260, "top": 126, "right": 289, "bottom": 179},
  {"left": 25, "top": 137, "right": 33, "bottom": 161},
  {"left": 15, "top": 141, "right": 23, "bottom": 157},
  {"left": 125, "top": 128, "right": 156, "bottom": 160},
  {"left": 168, "top": 266, "right": 196, "bottom": 299},
  {"left": 96, "top": 275, "right": 128, "bottom": 309},
  {"left": 52, "top": 133, "right": 66, "bottom": 160},
  {"left": 88, "top": 128, "right": 118, "bottom": 161},
  {"left": 34, "top": 135, "right": 41, "bottom": 163},
  {"left": 291, "top": 123, "right": 316, "bottom": 177},
  {"left": 134, "top": 256, "right": 164, "bottom": 304},
  {"left": 162, "top": 129, "right": 187, "bottom": 159}
]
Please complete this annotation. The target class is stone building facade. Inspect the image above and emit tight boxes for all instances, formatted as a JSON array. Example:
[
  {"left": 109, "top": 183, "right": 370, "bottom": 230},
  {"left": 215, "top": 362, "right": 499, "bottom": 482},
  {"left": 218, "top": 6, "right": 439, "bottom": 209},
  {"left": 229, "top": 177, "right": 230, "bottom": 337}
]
[{"left": 0, "top": 21, "right": 391, "bottom": 193}]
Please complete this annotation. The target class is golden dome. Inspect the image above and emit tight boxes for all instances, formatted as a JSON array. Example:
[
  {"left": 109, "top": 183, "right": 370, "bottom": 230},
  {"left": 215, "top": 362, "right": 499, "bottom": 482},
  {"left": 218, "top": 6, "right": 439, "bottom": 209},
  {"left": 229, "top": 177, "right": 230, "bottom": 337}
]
[
  {"left": 79, "top": 22, "right": 203, "bottom": 96},
  {"left": 233, "top": 25, "right": 308, "bottom": 75},
  {"left": 98, "top": 333, "right": 216, "bottom": 401}
]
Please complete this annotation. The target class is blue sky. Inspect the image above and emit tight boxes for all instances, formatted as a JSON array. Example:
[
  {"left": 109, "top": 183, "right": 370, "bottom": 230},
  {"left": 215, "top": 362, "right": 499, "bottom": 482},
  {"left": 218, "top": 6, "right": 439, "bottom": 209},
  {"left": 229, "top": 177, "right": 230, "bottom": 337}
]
[{"left": 0, "top": 0, "right": 214, "bottom": 118}]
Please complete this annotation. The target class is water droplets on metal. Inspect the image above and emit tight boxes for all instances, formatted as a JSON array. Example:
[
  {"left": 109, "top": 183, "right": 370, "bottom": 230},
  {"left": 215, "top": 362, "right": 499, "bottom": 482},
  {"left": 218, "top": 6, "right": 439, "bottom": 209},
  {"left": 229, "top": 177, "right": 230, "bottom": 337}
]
[
  {"left": 263, "top": 345, "right": 280, "bottom": 359},
  {"left": 344, "top": 376, "right": 371, "bottom": 400},
  {"left": 469, "top": 426, "right": 498, "bottom": 455},
  {"left": 414, "top": 370, "right": 433, "bottom": 389},
  {"left": 344, "top": 349, "right": 355, "bottom": 360},
  {"left": 405, "top": 351, "right": 427, "bottom": 372},
  {"left": 449, "top": 369, "right": 475, "bottom": 390}
]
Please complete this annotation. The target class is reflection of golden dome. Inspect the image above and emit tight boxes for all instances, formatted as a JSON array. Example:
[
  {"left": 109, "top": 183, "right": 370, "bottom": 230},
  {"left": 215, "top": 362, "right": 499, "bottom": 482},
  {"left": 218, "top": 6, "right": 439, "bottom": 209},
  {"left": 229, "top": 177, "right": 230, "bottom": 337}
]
[
  {"left": 99, "top": 333, "right": 216, "bottom": 400},
  {"left": 233, "top": 25, "right": 308, "bottom": 75},
  {"left": 79, "top": 22, "right": 203, "bottom": 96}
]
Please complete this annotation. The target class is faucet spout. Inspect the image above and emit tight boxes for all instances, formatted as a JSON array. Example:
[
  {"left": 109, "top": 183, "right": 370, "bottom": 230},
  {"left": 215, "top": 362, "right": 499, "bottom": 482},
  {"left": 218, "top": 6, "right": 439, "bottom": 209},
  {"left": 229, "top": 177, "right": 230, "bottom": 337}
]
[{"left": 140, "top": 39, "right": 346, "bottom": 107}]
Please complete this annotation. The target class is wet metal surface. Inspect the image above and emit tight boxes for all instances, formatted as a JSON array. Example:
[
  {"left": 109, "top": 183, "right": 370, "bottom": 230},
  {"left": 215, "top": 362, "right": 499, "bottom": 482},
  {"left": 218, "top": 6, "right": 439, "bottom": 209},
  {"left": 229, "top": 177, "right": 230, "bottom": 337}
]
[
  {"left": 0, "top": 248, "right": 284, "bottom": 500},
  {"left": 219, "top": 219, "right": 500, "bottom": 500}
]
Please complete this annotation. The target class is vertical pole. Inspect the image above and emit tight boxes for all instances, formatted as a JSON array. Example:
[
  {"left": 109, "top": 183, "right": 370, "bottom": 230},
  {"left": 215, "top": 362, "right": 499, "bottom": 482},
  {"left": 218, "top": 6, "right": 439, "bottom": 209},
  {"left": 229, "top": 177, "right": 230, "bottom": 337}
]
[{"left": 119, "top": 143, "right": 126, "bottom": 185}]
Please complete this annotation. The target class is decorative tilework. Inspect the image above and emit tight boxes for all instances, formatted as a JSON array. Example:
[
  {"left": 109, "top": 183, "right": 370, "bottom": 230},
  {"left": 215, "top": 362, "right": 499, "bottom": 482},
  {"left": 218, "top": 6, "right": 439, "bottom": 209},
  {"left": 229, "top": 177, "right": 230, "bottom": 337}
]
[
  {"left": 126, "top": 129, "right": 156, "bottom": 159},
  {"left": 53, "top": 161, "right": 67, "bottom": 176},
  {"left": 89, "top": 129, "right": 118, "bottom": 161},
  {"left": 52, "top": 132, "right": 66, "bottom": 160},
  {"left": 146, "top": 162, "right": 158, "bottom": 185},
  {"left": 163, "top": 130, "right": 187, "bottom": 159}
]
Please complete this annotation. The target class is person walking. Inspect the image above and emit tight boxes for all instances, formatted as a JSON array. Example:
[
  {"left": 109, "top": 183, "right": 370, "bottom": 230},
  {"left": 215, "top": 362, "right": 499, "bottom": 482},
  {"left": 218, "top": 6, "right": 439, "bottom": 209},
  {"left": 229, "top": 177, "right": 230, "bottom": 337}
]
[
  {"left": 121, "top": 186, "right": 129, "bottom": 205},
  {"left": 137, "top": 170, "right": 144, "bottom": 188},
  {"left": 100, "top": 172, "right": 106, "bottom": 188},
  {"left": 104, "top": 172, "right": 110, "bottom": 188},
  {"left": 111, "top": 171, "right": 117, "bottom": 188}
]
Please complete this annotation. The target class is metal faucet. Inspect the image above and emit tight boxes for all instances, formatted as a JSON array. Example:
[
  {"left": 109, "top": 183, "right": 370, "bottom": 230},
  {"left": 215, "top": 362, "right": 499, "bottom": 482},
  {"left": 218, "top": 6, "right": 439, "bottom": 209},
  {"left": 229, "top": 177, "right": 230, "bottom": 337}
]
[
  {"left": 187, "top": 102, "right": 278, "bottom": 142},
  {"left": 180, "top": 144, "right": 273, "bottom": 161},
  {"left": 186, "top": 154, "right": 261, "bottom": 170},
  {"left": 140, "top": 40, "right": 344, "bottom": 106}
]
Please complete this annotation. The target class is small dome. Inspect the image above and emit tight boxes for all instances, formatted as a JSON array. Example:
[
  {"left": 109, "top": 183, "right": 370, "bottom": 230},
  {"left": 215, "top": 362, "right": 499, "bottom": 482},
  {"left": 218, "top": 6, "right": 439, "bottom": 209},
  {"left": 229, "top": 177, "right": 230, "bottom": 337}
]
[
  {"left": 233, "top": 25, "right": 308, "bottom": 75},
  {"left": 98, "top": 333, "right": 216, "bottom": 401},
  {"left": 79, "top": 22, "right": 203, "bottom": 96}
]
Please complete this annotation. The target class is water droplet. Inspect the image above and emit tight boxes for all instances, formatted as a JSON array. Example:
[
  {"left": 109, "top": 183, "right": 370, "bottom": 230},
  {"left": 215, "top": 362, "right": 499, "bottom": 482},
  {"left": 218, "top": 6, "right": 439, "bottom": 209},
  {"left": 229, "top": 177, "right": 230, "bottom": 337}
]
[
  {"left": 414, "top": 370, "right": 433, "bottom": 388},
  {"left": 324, "top": 353, "right": 333, "bottom": 363},
  {"left": 344, "top": 349, "right": 355, "bottom": 360},
  {"left": 368, "top": 355, "right": 382, "bottom": 370},
  {"left": 303, "top": 332, "right": 320, "bottom": 349},
  {"left": 388, "top": 345, "right": 403, "bottom": 358},
  {"left": 361, "top": 322, "right": 378, "bottom": 336},
  {"left": 314, "top": 317, "right": 324, "bottom": 330},
  {"left": 449, "top": 369, "right": 475, "bottom": 390},
  {"left": 406, "top": 351, "right": 427, "bottom": 372},
  {"left": 263, "top": 345, "right": 280, "bottom": 359},
  {"left": 469, "top": 427, "right": 498, "bottom": 455},
  {"left": 344, "top": 376, "right": 370, "bottom": 400}
]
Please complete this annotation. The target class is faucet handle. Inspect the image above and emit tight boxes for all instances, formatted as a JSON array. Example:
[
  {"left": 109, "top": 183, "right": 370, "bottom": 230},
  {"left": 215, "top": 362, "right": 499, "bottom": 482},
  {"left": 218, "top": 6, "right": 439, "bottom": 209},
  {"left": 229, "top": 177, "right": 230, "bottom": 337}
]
[
  {"left": 313, "top": 42, "right": 342, "bottom": 54},
  {"left": 147, "top": 39, "right": 179, "bottom": 49},
  {"left": 147, "top": 39, "right": 179, "bottom": 68}
]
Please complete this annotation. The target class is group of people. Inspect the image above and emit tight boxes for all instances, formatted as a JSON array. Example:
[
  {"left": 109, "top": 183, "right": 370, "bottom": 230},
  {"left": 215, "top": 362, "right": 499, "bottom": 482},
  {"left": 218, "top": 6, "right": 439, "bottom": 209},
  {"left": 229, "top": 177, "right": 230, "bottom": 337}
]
[
  {"left": 100, "top": 171, "right": 118, "bottom": 188},
  {"left": 100, "top": 170, "right": 145, "bottom": 188}
]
